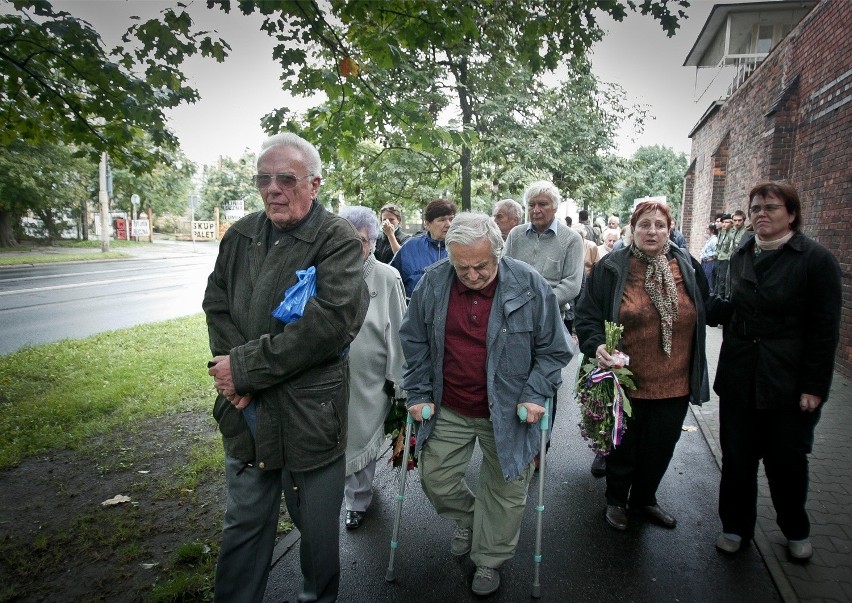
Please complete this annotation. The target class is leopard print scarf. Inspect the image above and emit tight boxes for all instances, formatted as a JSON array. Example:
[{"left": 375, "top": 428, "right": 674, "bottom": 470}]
[{"left": 630, "top": 241, "right": 679, "bottom": 356}]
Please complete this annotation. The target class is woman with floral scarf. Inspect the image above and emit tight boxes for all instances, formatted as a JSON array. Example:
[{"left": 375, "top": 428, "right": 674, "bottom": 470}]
[{"left": 575, "top": 200, "right": 709, "bottom": 531}]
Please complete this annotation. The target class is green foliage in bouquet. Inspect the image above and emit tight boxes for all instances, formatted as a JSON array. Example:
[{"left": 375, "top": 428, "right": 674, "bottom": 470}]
[{"left": 576, "top": 322, "right": 636, "bottom": 455}]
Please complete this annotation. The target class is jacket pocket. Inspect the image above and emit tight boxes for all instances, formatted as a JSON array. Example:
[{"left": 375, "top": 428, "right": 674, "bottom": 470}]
[
  {"left": 499, "top": 314, "right": 534, "bottom": 377},
  {"left": 284, "top": 364, "right": 347, "bottom": 453},
  {"left": 213, "top": 394, "right": 249, "bottom": 438},
  {"left": 212, "top": 395, "right": 255, "bottom": 462}
]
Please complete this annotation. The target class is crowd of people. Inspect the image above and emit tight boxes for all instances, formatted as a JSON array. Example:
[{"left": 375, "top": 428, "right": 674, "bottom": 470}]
[{"left": 202, "top": 132, "right": 842, "bottom": 601}]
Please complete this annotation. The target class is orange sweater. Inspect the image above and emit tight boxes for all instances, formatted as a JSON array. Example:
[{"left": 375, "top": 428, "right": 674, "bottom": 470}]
[{"left": 619, "top": 256, "right": 697, "bottom": 400}]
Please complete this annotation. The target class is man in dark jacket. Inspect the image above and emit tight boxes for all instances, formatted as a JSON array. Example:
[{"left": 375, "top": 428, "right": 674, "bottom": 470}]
[{"left": 204, "top": 133, "right": 368, "bottom": 602}]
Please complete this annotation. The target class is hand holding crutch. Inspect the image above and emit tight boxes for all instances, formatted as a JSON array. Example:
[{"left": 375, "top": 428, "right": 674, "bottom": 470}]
[
  {"left": 517, "top": 398, "right": 551, "bottom": 599},
  {"left": 385, "top": 403, "right": 433, "bottom": 582}
]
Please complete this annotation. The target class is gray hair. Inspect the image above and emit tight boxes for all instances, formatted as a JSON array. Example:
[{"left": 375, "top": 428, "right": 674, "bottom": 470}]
[
  {"left": 339, "top": 205, "right": 379, "bottom": 252},
  {"left": 522, "top": 180, "right": 561, "bottom": 208},
  {"left": 492, "top": 198, "right": 523, "bottom": 221},
  {"left": 602, "top": 228, "right": 620, "bottom": 240},
  {"left": 445, "top": 212, "right": 504, "bottom": 260},
  {"left": 258, "top": 133, "right": 322, "bottom": 178}
]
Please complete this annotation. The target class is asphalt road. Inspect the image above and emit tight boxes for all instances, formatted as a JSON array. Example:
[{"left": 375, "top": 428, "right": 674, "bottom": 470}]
[
  {"left": 0, "top": 255, "right": 215, "bottom": 355},
  {"left": 264, "top": 357, "right": 780, "bottom": 603}
]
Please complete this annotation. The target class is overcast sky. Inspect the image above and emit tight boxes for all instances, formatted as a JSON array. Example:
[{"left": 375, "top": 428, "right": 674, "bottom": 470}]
[{"left": 59, "top": 0, "right": 740, "bottom": 167}]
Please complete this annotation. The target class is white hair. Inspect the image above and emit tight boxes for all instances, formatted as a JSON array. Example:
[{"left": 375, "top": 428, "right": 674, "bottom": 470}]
[
  {"left": 339, "top": 206, "right": 379, "bottom": 252},
  {"left": 522, "top": 180, "right": 561, "bottom": 208},
  {"left": 445, "top": 212, "right": 504, "bottom": 260},
  {"left": 258, "top": 133, "right": 322, "bottom": 178},
  {"left": 492, "top": 198, "right": 523, "bottom": 221}
]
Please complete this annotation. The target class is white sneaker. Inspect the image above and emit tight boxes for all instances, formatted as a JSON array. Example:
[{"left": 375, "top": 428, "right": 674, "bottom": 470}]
[
  {"left": 715, "top": 532, "right": 742, "bottom": 554},
  {"left": 788, "top": 539, "right": 813, "bottom": 560}
]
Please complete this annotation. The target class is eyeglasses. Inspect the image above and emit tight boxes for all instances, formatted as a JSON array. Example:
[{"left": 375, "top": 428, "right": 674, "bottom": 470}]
[
  {"left": 253, "top": 173, "right": 313, "bottom": 189},
  {"left": 748, "top": 203, "right": 783, "bottom": 216}
]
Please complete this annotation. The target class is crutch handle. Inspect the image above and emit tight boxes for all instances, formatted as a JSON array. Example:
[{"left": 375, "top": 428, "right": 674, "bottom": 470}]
[
  {"left": 405, "top": 404, "right": 432, "bottom": 425},
  {"left": 517, "top": 403, "right": 550, "bottom": 428}
]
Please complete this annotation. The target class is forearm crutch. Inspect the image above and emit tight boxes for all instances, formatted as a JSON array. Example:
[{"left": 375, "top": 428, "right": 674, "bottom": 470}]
[
  {"left": 518, "top": 398, "right": 551, "bottom": 598},
  {"left": 385, "top": 405, "right": 431, "bottom": 582}
]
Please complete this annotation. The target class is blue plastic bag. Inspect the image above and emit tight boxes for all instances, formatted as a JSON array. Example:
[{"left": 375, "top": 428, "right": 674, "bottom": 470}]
[{"left": 272, "top": 266, "right": 317, "bottom": 324}]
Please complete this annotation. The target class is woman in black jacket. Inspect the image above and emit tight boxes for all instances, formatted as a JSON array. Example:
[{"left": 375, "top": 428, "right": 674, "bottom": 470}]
[
  {"left": 708, "top": 181, "right": 842, "bottom": 560},
  {"left": 575, "top": 200, "right": 709, "bottom": 532}
]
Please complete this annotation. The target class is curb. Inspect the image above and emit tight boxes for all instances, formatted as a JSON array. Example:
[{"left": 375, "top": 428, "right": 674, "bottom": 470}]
[{"left": 271, "top": 528, "right": 301, "bottom": 568}]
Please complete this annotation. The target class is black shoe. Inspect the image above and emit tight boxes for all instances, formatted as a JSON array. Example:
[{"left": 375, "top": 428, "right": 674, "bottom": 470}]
[
  {"left": 606, "top": 505, "right": 628, "bottom": 531},
  {"left": 641, "top": 504, "right": 676, "bottom": 528},
  {"left": 345, "top": 510, "right": 364, "bottom": 530},
  {"left": 590, "top": 455, "right": 606, "bottom": 478}
]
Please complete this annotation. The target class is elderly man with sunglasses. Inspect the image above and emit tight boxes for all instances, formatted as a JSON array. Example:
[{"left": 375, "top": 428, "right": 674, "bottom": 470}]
[{"left": 203, "top": 133, "right": 368, "bottom": 603}]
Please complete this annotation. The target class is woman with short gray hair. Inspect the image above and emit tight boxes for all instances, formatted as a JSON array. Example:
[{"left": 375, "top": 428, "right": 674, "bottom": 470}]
[{"left": 338, "top": 206, "right": 407, "bottom": 530}]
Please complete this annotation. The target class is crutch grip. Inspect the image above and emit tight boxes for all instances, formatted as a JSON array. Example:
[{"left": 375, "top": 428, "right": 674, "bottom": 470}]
[
  {"left": 406, "top": 404, "right": 432, "bottom": 425},
  {"left": 517, "top": 406, "right": 528, "bottom": 421}
]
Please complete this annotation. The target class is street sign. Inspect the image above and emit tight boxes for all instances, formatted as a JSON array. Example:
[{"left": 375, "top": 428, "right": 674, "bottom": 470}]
[
  {"left": 131, "top": 219, "right": 150, "bottom": 238},
  {"left": 131, "top": 194, "right": 140, "bottom": 206},
  {"left": 192, "top": 221, "right": 216, "bottom": 240},
  {"left": 223, "top": 199, "right": 246, "bottom": 221},
  {"left": 189, "top": 195, "right": 200, "bottom": 210}
]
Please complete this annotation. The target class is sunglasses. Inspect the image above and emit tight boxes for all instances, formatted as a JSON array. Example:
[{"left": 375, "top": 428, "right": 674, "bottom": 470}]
[{"left": 253, "top": 173, "right": 313, "bottom": 189}]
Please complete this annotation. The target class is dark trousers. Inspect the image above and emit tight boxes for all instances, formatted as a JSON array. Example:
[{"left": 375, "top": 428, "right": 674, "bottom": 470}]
[
  {"left": 718, "top": 400, "right": 820, "bottom": 542},
  {"left": 703, "top": 260, "right": 716, "bottom": 295},
  {"left": 714, "top": 260, "right": 730, "bottom": 299},
  {"left": 605, "top": 397, "right": 689, "bottom": 507},
  {"left": 215, "top": 454, "right": 344, "bottom": 603}
]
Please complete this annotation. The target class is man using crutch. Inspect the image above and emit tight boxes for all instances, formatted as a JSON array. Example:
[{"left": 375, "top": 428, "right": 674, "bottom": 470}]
[{"left": 400, "top": 212, "right": 573, "bottom": 596}]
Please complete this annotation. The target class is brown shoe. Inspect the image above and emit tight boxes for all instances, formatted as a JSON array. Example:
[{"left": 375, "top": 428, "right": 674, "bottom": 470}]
[
  {"left": 606, "top": 505, "right": 628, "bottom": 531},
  {"left": 641, "top": 504, "right": 676, "bottom": 528}
]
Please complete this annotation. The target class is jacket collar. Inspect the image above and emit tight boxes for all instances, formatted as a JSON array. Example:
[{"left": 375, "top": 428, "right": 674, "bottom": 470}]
[
  {"left": 426, "top": 256, "right": 529, "bottom": 307},
  {"left": 231, "top": 202, "right": 325, "bottom": 245}
]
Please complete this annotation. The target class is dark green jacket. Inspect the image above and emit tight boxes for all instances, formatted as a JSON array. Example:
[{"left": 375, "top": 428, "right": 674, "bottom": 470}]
[{"left": 203, "top": 203, "right": 368, "bottom": 471}]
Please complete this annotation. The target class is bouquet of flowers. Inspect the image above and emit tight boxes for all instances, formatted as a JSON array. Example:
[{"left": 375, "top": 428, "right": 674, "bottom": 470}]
[
  {"left": 384, "top": 400, "right": 418, "bottom": 470},
  {"left": 576, "top": 321, "right": 636, "bottom": 456}
]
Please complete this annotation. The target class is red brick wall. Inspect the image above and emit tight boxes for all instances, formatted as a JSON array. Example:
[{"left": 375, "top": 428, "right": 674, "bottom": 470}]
[{"left": 684, "top": 0, "right": 852, "bottom": 377}]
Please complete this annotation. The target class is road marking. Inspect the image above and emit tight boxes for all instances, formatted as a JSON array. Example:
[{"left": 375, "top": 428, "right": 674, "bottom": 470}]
[{"left": 0, "top": 271, "right": 206, "bottom": 297}]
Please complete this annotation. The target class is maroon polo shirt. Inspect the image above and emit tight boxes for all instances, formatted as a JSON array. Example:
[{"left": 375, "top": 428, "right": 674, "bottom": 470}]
[{"left": 441, "top": 274, "right": 499, "bottom": 418}]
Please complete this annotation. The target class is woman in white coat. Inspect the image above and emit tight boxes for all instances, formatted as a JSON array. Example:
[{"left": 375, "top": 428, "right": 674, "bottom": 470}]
[{"left": 339, "top": 206, "right": 407, "bottom": 530}]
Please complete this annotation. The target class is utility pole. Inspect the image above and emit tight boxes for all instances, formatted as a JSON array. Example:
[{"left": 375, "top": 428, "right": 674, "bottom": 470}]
[{"left": 99, "top": 152, "right": 110, "bottom": 253}]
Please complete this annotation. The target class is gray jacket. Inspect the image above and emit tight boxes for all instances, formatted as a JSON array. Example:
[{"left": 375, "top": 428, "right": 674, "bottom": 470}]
[
  {"left": 203, "top": 203, "right": 368, "bottom": 472},
  {"left": 400, "top": 256, "right": 573, "bottom": 480}
]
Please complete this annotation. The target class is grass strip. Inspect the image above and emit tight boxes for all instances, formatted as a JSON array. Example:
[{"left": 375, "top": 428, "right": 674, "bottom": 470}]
[{"left": 0, "top": 313, "right": 212, "bottom": 469}]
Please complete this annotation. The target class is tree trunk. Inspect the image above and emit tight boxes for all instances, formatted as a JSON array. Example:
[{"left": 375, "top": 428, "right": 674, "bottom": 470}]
[
  {"left": 460, "top": 146, "right": 472, "bottom": 212},
  {"left": 0, "top": 209, "right": 20, "bottom": 247},
  {"left": 455, "top": 55, "right": 473, "bottom": 211}
]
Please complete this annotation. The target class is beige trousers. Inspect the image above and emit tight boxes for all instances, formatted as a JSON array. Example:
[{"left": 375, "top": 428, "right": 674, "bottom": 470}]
[{"left": 420, "top": 406, "right": 535, "bottom": 568}]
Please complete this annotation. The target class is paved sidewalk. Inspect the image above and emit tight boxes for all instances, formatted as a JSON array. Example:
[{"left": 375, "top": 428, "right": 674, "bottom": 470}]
[{"left": 692, "top": 327, "right": 852, "bottom": 603}]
